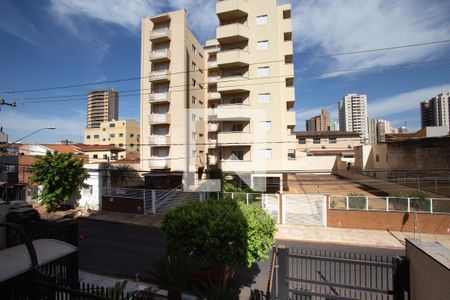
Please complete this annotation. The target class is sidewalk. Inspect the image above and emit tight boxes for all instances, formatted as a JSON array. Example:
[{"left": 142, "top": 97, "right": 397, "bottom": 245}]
[
  {"left": 276, "top": 224, "right": 450, "bottom": 249},
  {"left": 84, "top": 211, "right": 163, "bottom": 227}
]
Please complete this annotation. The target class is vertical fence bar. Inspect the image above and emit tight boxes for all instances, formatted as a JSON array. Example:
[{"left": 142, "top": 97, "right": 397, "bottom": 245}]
[
  {"left": 407, "top": 198, "right": 411, "bottom": 213},
  {"left": 143, "top": 190, "right": 146, "bottom": 215},
  {"left": 386, "top": 197, "right": 390, "bottom": 212},
  {"left": 277, "top": 246, "right": 289, "bottom": 300},
  {"left": 365, "top": 196, "right": 369, "bottom": 211},
  {"left": 217, "top": 191, "right": 219, "bottom": 199},
  {"left": 430, "top": 199, "right": 433, "bottom": 214},
  {"left": 246, "top": 193, "right": 249, "bottom": 205},
  {"left": 151, "top": 190, "right": 156, "bottom": 215},
  {"left": 231, "top": 192, "right": 234, "bottom": 200},
  {"left": 346, "top": 196, "right": 349, "bottom": 210}
]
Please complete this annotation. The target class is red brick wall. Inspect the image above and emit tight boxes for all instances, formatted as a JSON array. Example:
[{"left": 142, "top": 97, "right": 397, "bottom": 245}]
[{"left": 327, "top": 209, "right": 450, "bottom": 234}]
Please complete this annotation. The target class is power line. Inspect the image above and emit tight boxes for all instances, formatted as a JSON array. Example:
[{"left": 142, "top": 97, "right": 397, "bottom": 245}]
[{"left": 2, "top": 38, "right": 450, "bottom": 95}]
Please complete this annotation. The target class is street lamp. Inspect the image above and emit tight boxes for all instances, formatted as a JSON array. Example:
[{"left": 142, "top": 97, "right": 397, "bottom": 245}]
[{"left": 4, "top": 126, "right": 56, "bottom": 148}]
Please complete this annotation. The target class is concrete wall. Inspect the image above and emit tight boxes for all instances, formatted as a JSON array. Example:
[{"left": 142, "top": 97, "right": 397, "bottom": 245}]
[
  {"left": 406, "top": 239, "right": 450, "bottom": 300},
  {"left": 327, "top": 209, "right": 450, "bottom": 234},
  {"left": 355, "top": 137, "right": 450, "bottom": 171},
  {"left": 67, "top": 163, "right": 105, "bottom": 210}
]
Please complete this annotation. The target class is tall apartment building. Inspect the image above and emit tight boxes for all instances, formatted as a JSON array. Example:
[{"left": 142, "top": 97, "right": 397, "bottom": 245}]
[
  {"left": 0, "top": 127, "right": 7, "bottom": 143},
  {"left": 329, "top": 120, "right": 339, "bottom": 131},
  {"left": 84, "top": 120, "right": 140, "bottom": 159},
  {"left": 376, "top": 119, "right": 391, "bottom": 143},
  {"left": 305, "top": 109, "right": 330, "bottom": 131},
  {"left": 367, "top": 117, "right": 377, "bottom": 145},
  {"left": 338, "top": 94, "right": 368, "bottom": 139},
  {"left": 140, "top": 0, "right": 296, "bottom": 191},
  {"left": 420, "top": 92, "right": 450, "bottom": 131},
  {"left": 87, "top": 90, "right": 119, "bottom": 128}
]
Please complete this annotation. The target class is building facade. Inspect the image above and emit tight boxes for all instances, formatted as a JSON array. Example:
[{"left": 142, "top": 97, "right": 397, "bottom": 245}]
[
  {"left": 329, "top": 120, "right": 339, "bottom": 131},
  {"left": 87, "top": 89, "right": 119, "bottom": 128},
  {"left": 84, "top": 120, "right": 140, "bottom": 159},
  {"left": 305, "top": 109, "right": 330, "bottom": 131},
  {"left": 367, "top": 117, "right": 377, "bottom": 145},
  {"left": 338, "top": 93, "right": 368, "bottom": 139},
  {"left": 0, "top": 127, "right": 7, "bottom": 143},
  {"left": 420, "top": 92, "right": 450, "bottom": 131},
  {"left": 376, "top": 119, "right": 391, "bottom": 143},
  {"left": 140, "top": 1, "right": 297, "bottom": 191}
]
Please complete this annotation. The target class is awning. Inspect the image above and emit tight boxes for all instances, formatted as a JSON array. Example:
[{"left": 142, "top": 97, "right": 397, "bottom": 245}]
[{"left": 0, "top": 239, "right": 77, "bottom": 283}]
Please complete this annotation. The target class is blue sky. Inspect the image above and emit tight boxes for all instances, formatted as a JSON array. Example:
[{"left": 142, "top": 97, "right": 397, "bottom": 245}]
[{"left": 1, "top": 0, "right": 450, "bottom": 143}]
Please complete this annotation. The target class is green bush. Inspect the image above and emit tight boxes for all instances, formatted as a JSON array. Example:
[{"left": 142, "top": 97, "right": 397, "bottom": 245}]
[
  {"left": 390, "top": 190, "right": 430, "bottom": 211},
  {"left": 161, "top": 199, "right": 275, "bottom": 269},
  {"left": 346, "top": 193, "right": 366, "bottom": 210}
]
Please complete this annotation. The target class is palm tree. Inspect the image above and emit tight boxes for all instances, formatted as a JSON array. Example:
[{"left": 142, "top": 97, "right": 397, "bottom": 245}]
[{"left": 110, "top": 165, "right": 135, "bottom": 187}]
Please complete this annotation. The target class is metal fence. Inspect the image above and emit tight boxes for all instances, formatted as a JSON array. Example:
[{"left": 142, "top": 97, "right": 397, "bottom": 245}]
[
  {"left": 329, "top": 195, "right": 450, "bottom": 214},
  {"left": 273, "top": 246, "right": 407, "bottom": 300}
]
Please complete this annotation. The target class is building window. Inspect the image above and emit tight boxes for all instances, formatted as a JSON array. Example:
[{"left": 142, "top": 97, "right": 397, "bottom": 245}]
[
  {"left": 192, "top": 132, "right": 196, "bottom": 139},
  {"left": 130, "top": 134, "right": 135, "bottom": 138},
  {"left": 329, "top": 137, "right": 337, "bottom": 144},
  {"left": 283, "top": 9, "right": 291, "bottom": 19},
  {"left": 286, "top": 77, "right": 294, "bottom": 87},
  {"left": 259, "top": 121, "right": 272, "bottom": 131},
  {"left": 229, "top": 96, "right": 243, "bottom": 104},
  {"left": 259, "top": 148, "right": 272, "bottom": 159},
  {"left": 258, "top": 67, "right": 270, "bottom": 77},
  {"left": 192, "top": 44, "right": 196, "bottom": 53},
  {"left": 313, "top": 138, "right": 320, "bottom": 144},
  {"left": 119, "top": 143, "right": 123, "bottom": 147},
  {"left": 93, "top": 135, "right": 99, "bottom": 139},
  {"left": 298, "top": 138, "right": 306, "bottom": 144},
  {"left": 119, "top": 133, "right": 123, "bottom": 137},
  {"left": 109, "top": 123, "right": 115, "bottom": 128},
  {"left": 93, "top": 154, "right": 98, "bottom": 159},
  {"left": 109, "top": 134, "right": 115, "bottom": 138},
  {"left": 86, "top": 135, "right": 91, "bottom": 139},
  {"left": 192, "top": 114, "right": 196, "bottom": 121},
  {"left": 232, "top": 123, "right": 243, "bottom": 132},
  {"left": 284, "top": 32, "right": 292, "bottom": 41},
  {"left": 230, "top": 150, "right": 244, "bottom": 160},
  {"left": 192, "top": 96, "right": 196, "bottom": 104},
  {"left": 376, "top": 154, "right": 380, "bottom": 162},
  {"left": 256, "top": 15, "right": 268, "bottom": 25},
  {"left": 288, "top": 149, "right": 296, "bottom": 160},
  {"left": 192, "top": 150, "right": 196, "bottom": 157},
  {"left": 192, "top": 61, "right": 196, "bottom": 71},
  {"left": 258, "top": 93, "right": 270, "bottom": 103},
  {"left": 103, "top": 154, "right": 108, "bottom": 159},
  {"left": 130, "top": 144, "right": 134, "bottom": 147},
  {"left": 192, "top": 79, "right": 196, "bottom": 87},
  {"left": 257, "top": 40, "right": 269, "bottom": 51}
]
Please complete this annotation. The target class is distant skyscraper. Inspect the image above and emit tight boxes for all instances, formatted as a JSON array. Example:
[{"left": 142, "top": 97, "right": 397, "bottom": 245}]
[
  {"left": 305, "top": 109, "right": 330, "bottom": 131},
  {"left": 329, "top": 120, "right": 339, "bottom": 131},
  {"left": 367, "top": 117, "right": 378, "bottom": 145},
  {"left": 0, "top": 126, "right": 7, "bottom": 143},
  {"left": 87, "top": 89, "right": 119, "bottom": 128},
  {"left": 338, "top": 94, "right": 368, "bottom": 139},
  {"left": 376, "top": 119, "right": 391, "bottom": 143},
  {"left": 420, "top": 92, "right": 450, "bottom": 131}
]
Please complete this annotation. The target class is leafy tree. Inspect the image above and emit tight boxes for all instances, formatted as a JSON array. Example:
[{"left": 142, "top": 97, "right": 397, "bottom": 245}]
[
  {"left": 29, "top": 152, "right": 89, "bottom": 211},
  {"left": 162, "top": 199, "right": 276, "bottom": 271}
]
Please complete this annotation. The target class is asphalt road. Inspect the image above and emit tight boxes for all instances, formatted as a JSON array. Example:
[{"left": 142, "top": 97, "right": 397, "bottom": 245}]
[{"left": 77, "top": 219, "right": 404, "bottom": 292}]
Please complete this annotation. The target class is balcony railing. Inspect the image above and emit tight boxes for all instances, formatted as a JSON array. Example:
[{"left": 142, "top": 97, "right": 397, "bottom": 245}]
[
  {"left": 208, "top": 61, "right": 218, "bottom": 68},
  {"left": 149, "top": 113, "right": 171, "bottom": 124},
  {"left": 208, "top": 92, "right": 221, "bottom": 99},
  {"left": 149, "top": 49, "right": 171, "bottom": 61},
  {"left": 149, "top": 70, "right": 170, "bottom": 82},
  {"left": 217, "top": 23, "right": 249, "bottom": 44},
  {"left": 149, "top": 27, "right": 171, "bottom": 40},
  {"left": 149, "top": 92, "right": 170, "bottom": 103},
  {"left": 208, "top": 123, "right": 219, "bottom": 132},
  {"left": 209, "top": 139, "right": 218, "bottom": 148},
  {"left": 208, "top": 155, "right": 218, "bottom": 165},
  {"left": 149, "top": 135, "right": 170, "bottom": 145},
  {"left": 148, "top": 157, "right": 170, "bottom": 169}
]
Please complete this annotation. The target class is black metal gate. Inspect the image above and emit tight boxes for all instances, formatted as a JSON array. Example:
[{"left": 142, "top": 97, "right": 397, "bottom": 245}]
[{"left": 272, "top": 246, "right": 408, "bottom": 300}]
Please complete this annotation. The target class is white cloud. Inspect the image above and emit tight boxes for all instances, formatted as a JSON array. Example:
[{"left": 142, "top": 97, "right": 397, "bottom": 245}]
[
  {"left": 369, "top": 84, "right": 450, "bottom": 117},
  {"left": 49, "top": 0, "right": 159, "bottom": 30},
  {"left": 294, "top": 0, "right": 450, "bottom": 77},
  {"left": 1, "top": 109, "right": 85, "bottom": 144}
]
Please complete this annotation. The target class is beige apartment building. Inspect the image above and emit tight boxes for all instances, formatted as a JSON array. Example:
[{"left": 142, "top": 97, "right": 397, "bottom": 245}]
[
  {"left": 339, "top": 93, "right": 368, "bottom": 140},
  {"left": 87, "top": 89, "right": 119, "bottom": 128},
  {"left": 306, "top": 109, "right": 330, "bottom": 131},
  {"left": 84, "top": 120, "right": 140, "bottom": 159},
  {"left": 140, "top": 0, "right": 296, "bottom": 190}
]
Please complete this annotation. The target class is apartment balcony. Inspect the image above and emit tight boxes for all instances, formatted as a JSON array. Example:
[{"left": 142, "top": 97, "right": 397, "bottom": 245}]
[
  {"left": 208, "top": 108, "right": 218, "bottom": 116},
  {"left": 208, "top": 155, "right": 218, "bottom": 165},
  {"left": 217, "top": 23, "right": 249, "bottom": 44},
  {"left": 149, "top": 70, "right": 170, "bottom": 83},
  {"left": 149, "top": 113, "right": 171, "bottom": 124},
  {"left": 286, "top": 111, "right": 296, "bottom": 127},
  {"left": 208, "top": 123, "right": 219, "bottom": 132},
  {"left": 208, "top": 92, "right": 221, "bottom": 100},
  {"left": 218, "top": 131, "right": 252, "bottom": 145},
  {"left": 149, "top": 49, "right": 171, "bottom": 62},
  {"left": 149, "top": 27, "right": 171, "bottom": 42},
  {"left": 148, "top": 157, "right": 170, "bottom": 169},
  {"left": 216, "top": 0, "right": 249, "bottom": 21},
  {"left": 149, "top": 135, "right": 171, "bottom": 146},
  {"left": 149, "top": 92, "right": 170, "bottom": 103},
  {"left": 217, "top": 75, "right": 249, "bottom": 94},
  {"left": 217, "top": 50, "right": 250, "bottom": 68},
  {"left": 217, "top": 104, "right": 251, "bottom": 121},
  {"left": 208, "top": 61, "right": 218, "bottom": 69},
  {"left": 208, "top": 76, "right": 220, "bottom": 83},
  {"left": 209, "top": 139, "right": 218, "bottom": 149}
]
